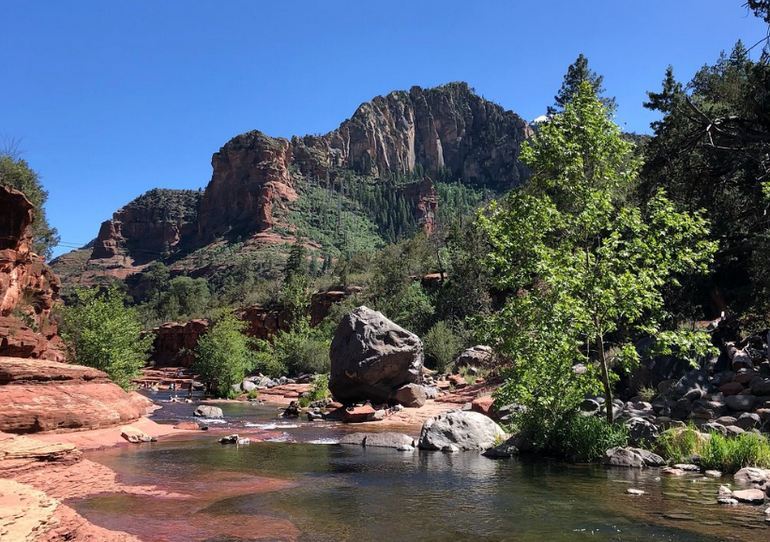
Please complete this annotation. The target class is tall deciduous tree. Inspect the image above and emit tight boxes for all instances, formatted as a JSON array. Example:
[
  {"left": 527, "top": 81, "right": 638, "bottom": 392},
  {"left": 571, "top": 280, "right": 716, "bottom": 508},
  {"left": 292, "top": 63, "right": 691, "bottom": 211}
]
[
  {"left": 60, "top": 287, "right": 152, "bottom": 389},
  {"left": 194, "top": 311, "right": 254, "bottom": 397},
  {"left": 481, "top": 82, "right": 716, "bottom": 425}
]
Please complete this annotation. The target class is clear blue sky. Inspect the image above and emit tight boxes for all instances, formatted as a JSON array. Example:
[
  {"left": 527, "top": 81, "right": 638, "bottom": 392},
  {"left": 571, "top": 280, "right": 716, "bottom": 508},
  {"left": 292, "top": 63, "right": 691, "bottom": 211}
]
[{"left": 2, "top": 1, "right": 766, "bottom": 258}]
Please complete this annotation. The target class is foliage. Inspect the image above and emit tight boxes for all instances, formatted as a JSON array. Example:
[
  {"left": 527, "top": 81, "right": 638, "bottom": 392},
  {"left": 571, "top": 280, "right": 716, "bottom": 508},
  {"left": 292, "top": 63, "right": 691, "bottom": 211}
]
[
  {"left": 481, "top": 82, "right": 716, "bottom": 425},
  {"left": 253, "top": 321, "right": 330, "bottom": 377},
  {"left": 289, "top": 180, "right": 384, "bottom": 257},
  {"left": 193, "top": 311, "right": 255, "bottom": 398},
  {"left": 309, "top": 373, "right": 330, "bottom": 402},
  {"left": 656, "top": 426, "right": 770, "bottom": 472},
  {"left": 0, "top": 154, "right": 59, "bottom": 258},
  {"left": 700, "top": 432, "right": 770, "bottom": 473},
  {"left": 650, "top": 329, "right": 719, "bottom": 367},
  {"left": 435, "top": 220, "right": 494, "bottom": 323},
  {"left": 435, "top": 181, "right": 489, "bottom": 229},
  {"left": 423, "top": 320, "right": 465, "bottom": 372},
  {"left": 379, "top": 281, "right": 435, "bottom": 335},
  {"left": 134, "top": 265, "right": 211, "bottom": 324},
  {"left": 60, "top": 286, "right": 151, "bottom": 389},
  {"left": 548, "top": 415, "right": 629, "bottom": 462},
  {"left": 641, "top": 41, "right": 770, "bottom": 324},
  {"left": 655, "top": 426, "right": 704, "bottom": 463}
]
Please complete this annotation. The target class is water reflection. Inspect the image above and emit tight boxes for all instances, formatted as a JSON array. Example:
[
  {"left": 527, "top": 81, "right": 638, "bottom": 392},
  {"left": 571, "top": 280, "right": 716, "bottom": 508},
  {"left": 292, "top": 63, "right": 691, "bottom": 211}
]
[{"left": 72, "top": 435, "right": 769, "bottom": 542}]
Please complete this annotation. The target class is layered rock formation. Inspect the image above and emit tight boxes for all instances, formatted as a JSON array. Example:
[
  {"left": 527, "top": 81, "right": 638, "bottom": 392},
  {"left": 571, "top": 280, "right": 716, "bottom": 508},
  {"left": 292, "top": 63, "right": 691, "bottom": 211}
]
[
  {"left": 0, "top": 187, "right": 64, "bottom": 361},
  {"left": 0, "top": 357, "right": 151, "bottom": 433},
  {"left": 89, "top": 189, "right": 201, "bottom": 278},
  {"left": 292, "top": 82, "right": 530, "bottom": 187},
  {"left": 68, "top": 82, "right": 530, "bottom": 283},
  {"left": 197, "top": 132, "right": 297, "bottom": 242}
]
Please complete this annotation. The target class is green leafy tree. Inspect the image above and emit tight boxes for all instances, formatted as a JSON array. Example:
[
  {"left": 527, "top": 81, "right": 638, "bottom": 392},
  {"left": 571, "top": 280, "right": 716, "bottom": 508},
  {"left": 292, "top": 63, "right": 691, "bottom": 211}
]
[
  {"left": 193, "top": 311, "right": 254, "bottom": 397},
  {"left": 160, "top": 276, "right": 211, "bottom": 319},
  {"left": 641, "top": 41, "right": 770, "bottom": 324},
  {"left": 480, "top": 82, "right": 716, "bottom": 426},
  {"left": 60, "top": 287, "right": 151, "bottom": 389},
  {"left": 0, "top": 154, "right": 59, "bottom": 258}
]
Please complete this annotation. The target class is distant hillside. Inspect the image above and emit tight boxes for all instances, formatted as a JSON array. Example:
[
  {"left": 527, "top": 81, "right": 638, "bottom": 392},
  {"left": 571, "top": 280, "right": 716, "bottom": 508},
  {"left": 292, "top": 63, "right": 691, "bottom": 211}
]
[{"left": 51, "top": 82, "right": 531, "bottom": 289}]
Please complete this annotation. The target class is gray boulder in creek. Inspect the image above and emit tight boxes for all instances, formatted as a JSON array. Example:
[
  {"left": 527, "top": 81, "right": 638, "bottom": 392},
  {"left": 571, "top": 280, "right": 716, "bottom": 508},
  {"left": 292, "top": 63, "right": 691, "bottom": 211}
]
[
  {"left": 329, "top": 306, "right": 423, "bottom": 404},
  {"left": 194, "top": 405, "right": 224, "bottom": 418},
  {"left": 418, "top": 410, "right": 507, "bottom": 451}
]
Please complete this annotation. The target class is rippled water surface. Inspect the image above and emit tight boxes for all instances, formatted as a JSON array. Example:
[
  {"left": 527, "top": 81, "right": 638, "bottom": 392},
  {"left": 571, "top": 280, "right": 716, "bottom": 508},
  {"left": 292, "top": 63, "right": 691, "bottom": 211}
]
[{"left": 73, "top": 399, "right": 770, "bottom": 542}]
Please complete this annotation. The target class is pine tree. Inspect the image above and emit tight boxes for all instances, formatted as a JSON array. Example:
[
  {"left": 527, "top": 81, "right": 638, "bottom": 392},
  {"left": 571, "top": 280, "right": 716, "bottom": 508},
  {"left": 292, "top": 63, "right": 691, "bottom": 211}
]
[
  {"left": 552, "top": 53, "right": 616, "bottom": 112},
  {"left": 643, "top": 66, "right": 683, "bottom": 132}
]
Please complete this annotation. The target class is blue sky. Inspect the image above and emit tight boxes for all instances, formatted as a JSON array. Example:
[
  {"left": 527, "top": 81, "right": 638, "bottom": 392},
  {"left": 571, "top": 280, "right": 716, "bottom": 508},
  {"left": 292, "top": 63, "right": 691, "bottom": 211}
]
[{"left": 2, "top": 1, "right": 766, "bottom": 258}]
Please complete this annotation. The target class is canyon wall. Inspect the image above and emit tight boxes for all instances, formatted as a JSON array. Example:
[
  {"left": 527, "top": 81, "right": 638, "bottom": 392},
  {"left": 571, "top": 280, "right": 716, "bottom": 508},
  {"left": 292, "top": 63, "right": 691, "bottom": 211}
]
[
  {"left": 0, "top": 186, "right": 64, "bottom": 361},
  {"left": 76, "top": 82, "right": 530, "bottom": 279}
]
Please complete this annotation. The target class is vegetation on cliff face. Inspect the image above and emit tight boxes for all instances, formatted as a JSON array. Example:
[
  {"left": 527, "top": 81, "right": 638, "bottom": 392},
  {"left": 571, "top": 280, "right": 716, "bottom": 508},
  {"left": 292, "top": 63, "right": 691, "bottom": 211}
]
[{"left": 0, "top": 154, "right": 59, "bottom": 258}]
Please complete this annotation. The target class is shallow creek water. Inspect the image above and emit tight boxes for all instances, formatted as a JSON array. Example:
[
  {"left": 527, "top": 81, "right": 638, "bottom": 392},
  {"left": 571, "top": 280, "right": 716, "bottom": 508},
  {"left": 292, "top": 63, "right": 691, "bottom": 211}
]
[{"left": 72, "top": 399, "right": 770, "bottom": 542}]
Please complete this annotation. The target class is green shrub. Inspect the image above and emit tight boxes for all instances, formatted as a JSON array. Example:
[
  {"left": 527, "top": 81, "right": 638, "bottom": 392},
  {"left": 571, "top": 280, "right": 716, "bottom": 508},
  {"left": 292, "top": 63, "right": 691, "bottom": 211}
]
[
  {"left": 656, "top": 426, "right": 703, "bottom": 463},
  {"left": 423, "top": 320, "right": 464, "bottom": 372},
  {"left": 60, "top": 286, "right": 152, "bottom": 390},
  {"left": 193, "top": 311, "right": 254, "bottom": 398},
  {"left": 309, "top": 373, "right": 330, "bottom": 402},
  {"left": 637, "top": 385, "right": 657, "bottom": 402},
  {"left": 546, "top": 415, "right": 629, "bottom": 462},
  {"left": 254, "top": 322, "right": 330, "bottom": 377},
  {"left": 700, "top": 432, "right": 770, "bottom": 473}
]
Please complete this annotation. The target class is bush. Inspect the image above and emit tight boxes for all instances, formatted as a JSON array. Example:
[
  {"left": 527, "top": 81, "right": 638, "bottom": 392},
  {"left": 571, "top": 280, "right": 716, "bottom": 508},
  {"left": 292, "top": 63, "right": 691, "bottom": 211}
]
[
  {"left": 60, "top": 286, "right": 151, "bottom": 390},
  {"left": 423, "top": 320, "right": 464, "bottom": 372},
  {"left": 309, "top": 373, "right": 330, "bottom": 402},
  {"left": 519, "top": 414, "right": 628, "bottom": 463},
  {"left": 254, "top": 322, "right": 330, "bottom": 377},
  {"left": 700, "top": 432, "right": 770, "bottom": 473},
  {"left": 656, "top": 426, "right": 704, "bottom": 463},
  {"left": 193, "top": 311, "right": 254, "bottom": 398}
]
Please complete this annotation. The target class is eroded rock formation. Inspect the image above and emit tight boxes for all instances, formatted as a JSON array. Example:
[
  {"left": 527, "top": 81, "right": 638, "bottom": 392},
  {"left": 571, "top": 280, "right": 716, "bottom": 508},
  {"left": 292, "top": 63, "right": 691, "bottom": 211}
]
[
  {"left": 73, "top": 82, "right": 530, "bottom": 283},
  {"left": 0, "top": 187, "right": 64, "bottom": 361},
  {"left": 89, "top": 189, "right": 201, "bottom": 276},
  {"left": 292, "top": 83, "right": 530, "bottom": 187}
]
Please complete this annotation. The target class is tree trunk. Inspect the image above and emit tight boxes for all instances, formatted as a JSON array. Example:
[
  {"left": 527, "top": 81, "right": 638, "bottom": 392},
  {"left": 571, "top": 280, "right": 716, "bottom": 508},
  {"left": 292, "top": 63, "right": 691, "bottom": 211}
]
[{"left": 597, "top": 333, "right": 614, "bottom": 424}]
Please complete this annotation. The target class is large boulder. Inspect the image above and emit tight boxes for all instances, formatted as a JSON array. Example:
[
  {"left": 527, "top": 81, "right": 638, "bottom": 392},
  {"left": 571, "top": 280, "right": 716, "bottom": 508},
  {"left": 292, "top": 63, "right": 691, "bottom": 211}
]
[
  {"left": 453, "top": 345, "right": 494, "bottom": 369},
  {"left": 194, "top": 405, "right": 223, "bottom": 418},
  {"left": 418, "top": 410, "right": 506, "bottom": 452},
  {"left": 329, "top": 306, "right": 423, "bottom": 404},
  {"left": 393, "top": 383, "right": 427, "bottom": 408}
]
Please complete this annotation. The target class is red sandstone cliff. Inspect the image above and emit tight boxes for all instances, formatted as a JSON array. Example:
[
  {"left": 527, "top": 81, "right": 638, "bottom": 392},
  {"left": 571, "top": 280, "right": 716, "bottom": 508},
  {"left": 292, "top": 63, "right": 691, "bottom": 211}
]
[
  {"left": 0, "top": 187, "right": 64, "bottom": 361},
  {"left": 71, "top": 83, "right": 529, "bottom": 284}
]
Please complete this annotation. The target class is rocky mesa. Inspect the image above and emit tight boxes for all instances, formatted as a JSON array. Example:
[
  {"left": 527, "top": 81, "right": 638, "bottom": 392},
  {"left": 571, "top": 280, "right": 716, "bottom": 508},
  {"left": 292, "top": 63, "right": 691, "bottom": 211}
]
[{"left": 56, "top": 82, "right": 530, "bottom": 284}]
